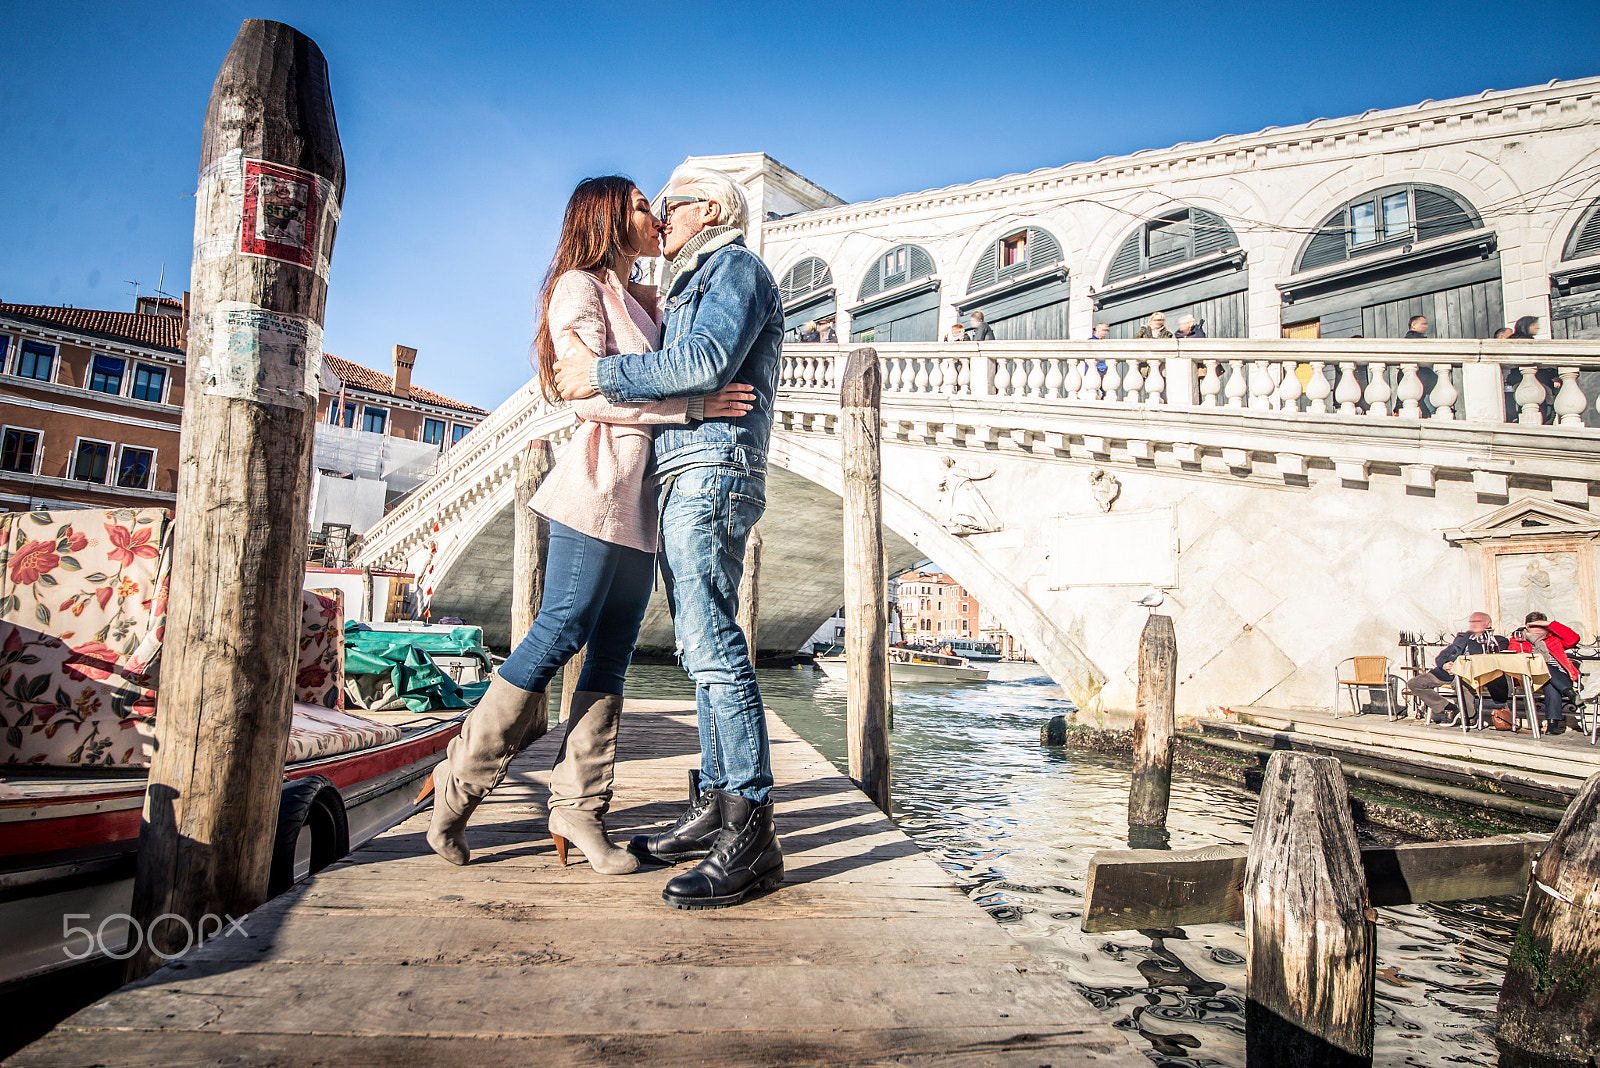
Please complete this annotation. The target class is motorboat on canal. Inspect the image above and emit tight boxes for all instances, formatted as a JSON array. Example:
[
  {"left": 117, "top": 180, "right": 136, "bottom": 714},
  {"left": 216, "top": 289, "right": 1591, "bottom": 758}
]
[
  {"left": 814, "top": 644, "right": 991, "bottom": 684},
  {"left": 0, "top": 508, "right": 491, "bottom": 988}
]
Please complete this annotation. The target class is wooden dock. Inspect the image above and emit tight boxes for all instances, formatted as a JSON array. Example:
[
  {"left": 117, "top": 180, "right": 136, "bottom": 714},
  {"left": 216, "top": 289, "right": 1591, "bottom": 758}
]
[{"left": 8, "top": 699, "right": 1142, "bottom": 1067}]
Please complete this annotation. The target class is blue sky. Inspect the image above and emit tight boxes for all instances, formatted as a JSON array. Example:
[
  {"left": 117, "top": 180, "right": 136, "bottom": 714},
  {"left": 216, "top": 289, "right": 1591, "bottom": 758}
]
[{"left": 3, "top": 1, "right": 1597, "bottom": 410}]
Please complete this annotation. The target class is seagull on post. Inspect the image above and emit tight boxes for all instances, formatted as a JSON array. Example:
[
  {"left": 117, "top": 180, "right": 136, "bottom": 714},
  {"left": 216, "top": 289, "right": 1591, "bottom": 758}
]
[{"left": 1134, "top": 590, "right": 1165, "bottom": 612}]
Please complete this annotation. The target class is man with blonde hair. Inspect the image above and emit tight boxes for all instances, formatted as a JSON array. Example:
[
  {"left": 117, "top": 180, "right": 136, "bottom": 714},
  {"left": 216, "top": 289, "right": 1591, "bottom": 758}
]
[{"left": 556, "top": 163, "right": 785, "bottom": 909}]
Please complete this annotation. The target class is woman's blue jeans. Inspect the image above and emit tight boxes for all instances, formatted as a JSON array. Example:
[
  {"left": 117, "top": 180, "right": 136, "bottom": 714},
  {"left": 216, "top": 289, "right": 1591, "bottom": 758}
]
[
  {"left": 658, "top": 464, "right": 772, "bottom": 804},
  {"left": 499, "top": 520, "right": 655, "bottom": 697}
]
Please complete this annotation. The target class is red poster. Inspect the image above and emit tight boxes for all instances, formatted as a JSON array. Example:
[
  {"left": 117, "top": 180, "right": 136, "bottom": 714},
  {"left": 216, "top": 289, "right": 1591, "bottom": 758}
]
[{"left": 240, "top": 159, "right": 319, "bottom": 267}]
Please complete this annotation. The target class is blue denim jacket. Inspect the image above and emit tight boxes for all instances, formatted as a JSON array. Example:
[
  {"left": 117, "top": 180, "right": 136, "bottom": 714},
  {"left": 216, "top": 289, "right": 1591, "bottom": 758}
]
[{"left": 592, "top": 233, "right": 783, "bottom": 479}]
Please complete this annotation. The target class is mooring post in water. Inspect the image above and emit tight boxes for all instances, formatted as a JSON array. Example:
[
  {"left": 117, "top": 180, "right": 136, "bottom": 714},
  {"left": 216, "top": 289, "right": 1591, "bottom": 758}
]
[
  {"left": 511, "top": 440, "right": 552, "bottom": 747},
  {"left": 737, "top": 523, "right": 762, "bottom": 661},
  {"left": 1245, "top": 751, "right": 1375, "bottom": 1068},
  {"left": 1128, "top": 613, "right": 1177, "bottom": 831},
  {"left": 129, "top": 19, "right": 344, "bottom": 979},
  {"left": 1495, "top": 770, "right": 1600, "bottom": 1065},
  {"left": 841, "top": 346, "right": 890, "bottom": 814}
]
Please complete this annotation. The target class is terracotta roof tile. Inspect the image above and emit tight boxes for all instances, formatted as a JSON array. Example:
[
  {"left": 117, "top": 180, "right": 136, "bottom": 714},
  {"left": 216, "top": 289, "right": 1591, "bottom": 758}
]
[
  {"left": 323, "top": 353, "right": 486, "bottom": 414},
  {"left": 0, "top": 303, "right": 183, "bottom": 352}
]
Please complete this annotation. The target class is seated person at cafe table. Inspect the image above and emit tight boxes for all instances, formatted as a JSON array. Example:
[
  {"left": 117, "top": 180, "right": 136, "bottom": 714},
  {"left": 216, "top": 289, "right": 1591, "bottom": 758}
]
[
  {"left": 1403, "top": 612, "right": 1510, "bottom": 720},
  {"left": 1509, "top": 611, "right": 1581, "bottom": 735}
]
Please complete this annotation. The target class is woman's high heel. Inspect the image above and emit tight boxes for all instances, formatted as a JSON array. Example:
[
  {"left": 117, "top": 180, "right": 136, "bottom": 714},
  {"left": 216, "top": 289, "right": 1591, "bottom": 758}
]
[
  {"left": 548, "top": 806, "right": 638, "bottom": 874},
  {"left": 546, "top": 692, "right": 638, "bottom": 875}
]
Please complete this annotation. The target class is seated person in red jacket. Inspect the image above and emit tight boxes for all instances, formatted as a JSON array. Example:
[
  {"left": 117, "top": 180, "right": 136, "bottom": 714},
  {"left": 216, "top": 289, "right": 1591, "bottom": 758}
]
[
  {"left": 1509, "top": 611, "right": 1581, "bottom": 734},
  {"left": 1403, "top": 612, "right": 1510, "bottom": 719}
]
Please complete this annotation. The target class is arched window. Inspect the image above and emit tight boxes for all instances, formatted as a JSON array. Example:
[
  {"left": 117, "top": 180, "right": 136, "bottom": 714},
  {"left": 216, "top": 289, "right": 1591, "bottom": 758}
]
[
  {"left": 778, "top": 256, "right": 837, "bottom": 341},
  {"left": 1105, "top": 208, "right": 1239, "bottom": 286},
  {"left": 857, "top": 245, "right": 936, "bottom": 301},
  {"left": 779, "top": 257, "right": 832, "bottom": 303},
  {"left": 967, "top": 228, "right": 1064, "bottom": 292},
  {"left": 1295, "top": 184, "right": 1481, "bottom": 273},
  {"left": 1563, "top": 197, "right": 1600, "bottom": 262}
]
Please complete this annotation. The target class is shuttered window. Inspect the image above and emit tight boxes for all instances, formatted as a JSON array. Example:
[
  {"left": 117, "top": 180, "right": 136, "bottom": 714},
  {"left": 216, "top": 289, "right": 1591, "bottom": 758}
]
[
  {"left": 1296, "top": 184, "right": 1480, "bottom": 272},
  {"left": 779, "top": 257, "right": 833, "bottom": 303},
  {"left": 857, "top": 245, "right": 935, "bottom": 300},
  {"left": 967, "top": 228, "right": 1064, "bottom": 294},
  {"left": 1104, "top": 208, "right": 1238, "bottom": 286},
  {"left": 1563, "top": 197, "right": 1600, "bottom": 262}
]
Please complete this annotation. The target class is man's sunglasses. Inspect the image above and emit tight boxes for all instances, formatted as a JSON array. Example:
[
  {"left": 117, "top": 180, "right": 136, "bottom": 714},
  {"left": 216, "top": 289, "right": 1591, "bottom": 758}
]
[{"left": 658, "top": 195, "right": 709, "bottom": 225}]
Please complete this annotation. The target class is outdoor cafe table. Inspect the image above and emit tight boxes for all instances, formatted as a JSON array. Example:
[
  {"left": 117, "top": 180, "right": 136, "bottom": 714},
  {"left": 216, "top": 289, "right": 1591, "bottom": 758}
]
[{"left": 1451, "top": 652, "right": 1550, "bottom": 736}]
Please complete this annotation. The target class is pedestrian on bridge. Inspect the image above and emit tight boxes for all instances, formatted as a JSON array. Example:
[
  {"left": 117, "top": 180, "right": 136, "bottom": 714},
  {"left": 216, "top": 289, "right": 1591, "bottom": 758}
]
[
  {"left": 556, "top": 163, "right": 787, "bottom": 910},
  {"left": 423, "top": 176, "right": 754, "bottom": 875}
]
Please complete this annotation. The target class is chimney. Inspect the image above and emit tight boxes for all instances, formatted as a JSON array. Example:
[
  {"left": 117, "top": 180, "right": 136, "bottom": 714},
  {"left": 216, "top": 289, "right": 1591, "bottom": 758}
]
[{"left": 392, "top": 344, "right": 416, "bottom": 398}]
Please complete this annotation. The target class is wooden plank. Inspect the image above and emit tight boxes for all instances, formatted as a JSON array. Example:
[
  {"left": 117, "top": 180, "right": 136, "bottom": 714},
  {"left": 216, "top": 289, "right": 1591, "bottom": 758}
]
[
  {"left": 129, "top": 18, "right": 344, "bottom": 977},
  {"left": 1084, "top": 833, "right": 1546, "bottom": 932},
  {"left": 10, "top": 1025, "right": 1145, "bottom": 1068},
  {"left": 14, "top": 700, "right": 1143, "bottom": 1067}
]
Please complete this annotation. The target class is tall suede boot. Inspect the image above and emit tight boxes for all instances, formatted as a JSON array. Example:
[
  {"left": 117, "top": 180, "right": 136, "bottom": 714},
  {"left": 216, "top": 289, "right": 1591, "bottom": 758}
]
[
  {"left": 661, "top": 789, "right": 783, "bottom": 910},
  {"left": 425, "top": 672, "right": 546, "bottom": 865},
  {"left": 546, "top": 691, "right": 638, "bottom": 875},
  {"left": 630, "top": 770, "right": 722, "bottom": 864}
]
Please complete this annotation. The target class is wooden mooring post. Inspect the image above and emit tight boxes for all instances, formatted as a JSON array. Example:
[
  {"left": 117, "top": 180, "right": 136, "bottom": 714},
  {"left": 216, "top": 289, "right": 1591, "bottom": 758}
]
[
  {"left": 511, "top": 440, "right": 552, "bottom": 746},
  {"left": 129, "top": 19, "right": 343, "bottom": 978},
  {"left": 1496, "top": 769, "right": 1600, "bottom": 1065},
  {"left": 1246, "top": 752, "right": 1375, "bottom": 1067},
  {"left": 737, "top": 523, "right": 762, "bottom": 659},
  {"left": 1127, "top": 613, "right": 1176, "bottom": 832},
  {"left": 841, "top": 346, "right": 890, "bottom": 814}
]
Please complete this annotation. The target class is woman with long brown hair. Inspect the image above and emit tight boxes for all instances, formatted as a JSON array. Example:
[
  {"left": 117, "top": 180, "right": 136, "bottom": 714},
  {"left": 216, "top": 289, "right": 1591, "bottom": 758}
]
[{"left": 423, "top": 176, "right": 752, "bottom": 873}]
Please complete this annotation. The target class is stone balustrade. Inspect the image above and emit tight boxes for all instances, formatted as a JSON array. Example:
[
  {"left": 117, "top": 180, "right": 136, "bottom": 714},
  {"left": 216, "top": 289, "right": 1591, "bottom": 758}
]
[{"left": 778, "top": 339, "right": 1600, "bottom": 428}]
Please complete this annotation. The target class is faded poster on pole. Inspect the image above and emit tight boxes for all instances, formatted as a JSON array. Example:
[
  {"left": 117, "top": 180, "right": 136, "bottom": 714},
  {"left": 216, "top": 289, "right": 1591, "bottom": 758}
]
[{"left": 200, "top": 301, "right": 323, "bottom": 408}]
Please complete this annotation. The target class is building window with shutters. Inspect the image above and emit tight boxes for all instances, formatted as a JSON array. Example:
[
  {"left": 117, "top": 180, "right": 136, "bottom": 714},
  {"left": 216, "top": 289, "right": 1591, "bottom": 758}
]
[
  {"left": 117, "top": 447, "right": 154, "bottom": 489},
  {"left": 362, "top": 407, "right": 387, "bottom": 435},
  {"left": 72, "top": 439, "right": 111, "bottom": 483},
  {"left": 1, "top": 428, "right": 39, "bottom": 474},
  {"left": 422, "top": 418, "right": 445, "bottom": 445},
  {"left": 16, "top": 340, "right": 55, "bottom": 382},
  {"left": 89, "top": 354, "right": 126, "bottom": 395},
  {"left": 131, "top": 364, "right": 166, "bottom": 403}
]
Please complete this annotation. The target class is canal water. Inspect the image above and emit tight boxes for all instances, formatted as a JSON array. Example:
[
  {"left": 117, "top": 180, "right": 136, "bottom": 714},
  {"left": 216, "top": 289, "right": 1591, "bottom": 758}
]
[{"left": 623, "top": 659, "right": 1521, "bottom": 1068}]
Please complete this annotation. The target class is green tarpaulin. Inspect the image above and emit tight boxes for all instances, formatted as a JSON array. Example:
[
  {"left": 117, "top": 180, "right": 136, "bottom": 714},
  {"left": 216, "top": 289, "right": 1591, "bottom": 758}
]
[{"left": 343, "top": 623, "right": 491, "bottom": 713}]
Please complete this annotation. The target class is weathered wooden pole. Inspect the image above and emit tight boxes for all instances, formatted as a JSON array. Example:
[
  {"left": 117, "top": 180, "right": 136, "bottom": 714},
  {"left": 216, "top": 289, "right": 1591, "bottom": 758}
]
[
  {"left": 557, "top": 649, "right": 585, "bottom": 725},
  {"left": 130, "top": 19, "right": 343, "bottom": 977},
  {"left": 737, "top": 524, "right": 762, "bottom": 659},
  {"left": 1128, "top": 613, "right": 1177, "bottom": 830},
  {"left": 1496, "top": 770, "right": 1600, "bottom": 1064},
  {"left": 841, "top": 347, "right": 890, "bottom": 813},
  {"left": 1245, "top": 752, "right": 1375, "bottom": 1068},
  {"left": 511, "top": 441, "right": 552, "bottom": 746}
]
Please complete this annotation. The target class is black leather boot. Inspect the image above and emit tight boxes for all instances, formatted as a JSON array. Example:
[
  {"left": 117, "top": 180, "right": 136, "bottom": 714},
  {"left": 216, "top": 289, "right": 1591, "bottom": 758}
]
[
  {"left": 661, "top": 789, "right": 783, "bottom": 910},
  {"left": 630, "top": 770, "right": 721, "bottom": 863}
]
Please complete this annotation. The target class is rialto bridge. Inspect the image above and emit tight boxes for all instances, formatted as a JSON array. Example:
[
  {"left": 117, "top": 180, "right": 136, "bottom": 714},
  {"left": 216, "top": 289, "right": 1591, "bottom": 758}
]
[{"left": 353, "top": 338, "right": 1600, "bottom": 720}]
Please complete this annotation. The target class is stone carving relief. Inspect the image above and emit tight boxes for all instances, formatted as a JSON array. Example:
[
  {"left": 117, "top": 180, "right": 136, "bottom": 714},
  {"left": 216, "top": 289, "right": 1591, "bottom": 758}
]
[
  {"left": 1089, "top": 467, "right": 1122, "bottom": 513},
  {"left": 937, "top": 456, "right": 1003, "bottom": 536}
]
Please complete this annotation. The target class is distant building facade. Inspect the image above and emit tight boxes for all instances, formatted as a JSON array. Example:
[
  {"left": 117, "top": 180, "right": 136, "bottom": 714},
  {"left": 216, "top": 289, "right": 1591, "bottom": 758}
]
[
  {"left": 894, "top": 569, "right": 979, "bottom": 645},
  {"left": 0, "top": 299, "right": 186, "bottom": 511},
  {"left": 700, "top": 77, "right": 1600, "bottom": 348}
]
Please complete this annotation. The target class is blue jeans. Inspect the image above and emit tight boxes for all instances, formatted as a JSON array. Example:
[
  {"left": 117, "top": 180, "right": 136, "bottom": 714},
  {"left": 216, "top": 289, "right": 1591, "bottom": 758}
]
[
  {"left": 658, "top": 464, "right": 771, "bottom": 803},
  {"left": 1541, "top": 671, "right": 1575, "bottom": 725},
  {"left": 499, "top": 520, "right": 654, "bottom": 696}
]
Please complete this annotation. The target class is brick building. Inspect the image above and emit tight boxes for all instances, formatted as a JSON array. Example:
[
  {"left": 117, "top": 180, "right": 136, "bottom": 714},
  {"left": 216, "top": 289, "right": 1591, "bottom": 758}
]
[
  {"left": 0, "top": 299, "right": 186, "bottom": 511},
  {"left": 894, "top": 569, "right": 979, "bottom": 645},
  {"left": 0, "top": 299, "right": 488, "bottom": 534}
]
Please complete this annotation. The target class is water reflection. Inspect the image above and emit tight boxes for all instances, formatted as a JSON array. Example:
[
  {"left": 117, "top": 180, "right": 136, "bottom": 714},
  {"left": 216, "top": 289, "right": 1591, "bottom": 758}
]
[{"left": 624, "top": 661, "right": 1518, "bottom": 1068}]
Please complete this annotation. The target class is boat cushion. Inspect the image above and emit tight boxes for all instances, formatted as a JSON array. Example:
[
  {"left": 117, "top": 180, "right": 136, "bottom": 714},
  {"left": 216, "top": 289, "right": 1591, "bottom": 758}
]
[
  {"left": 286, "top": 702, "right": 403, "bottom": 764},
  {"left": 296, "top": 589, "right": 345, "bottom": 710}
]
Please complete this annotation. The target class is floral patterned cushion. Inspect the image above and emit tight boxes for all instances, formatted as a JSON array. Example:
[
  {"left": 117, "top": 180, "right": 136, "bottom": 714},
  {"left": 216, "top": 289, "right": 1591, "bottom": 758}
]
[
  {"left": 0, "top": 509, "right": 170, "bottom": 768},
  {"left": 286, "top": 703, "right": 403, "bottom": 764},
  {"left": 296, "top": 589, "right": 345, "bottom": 710}
]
